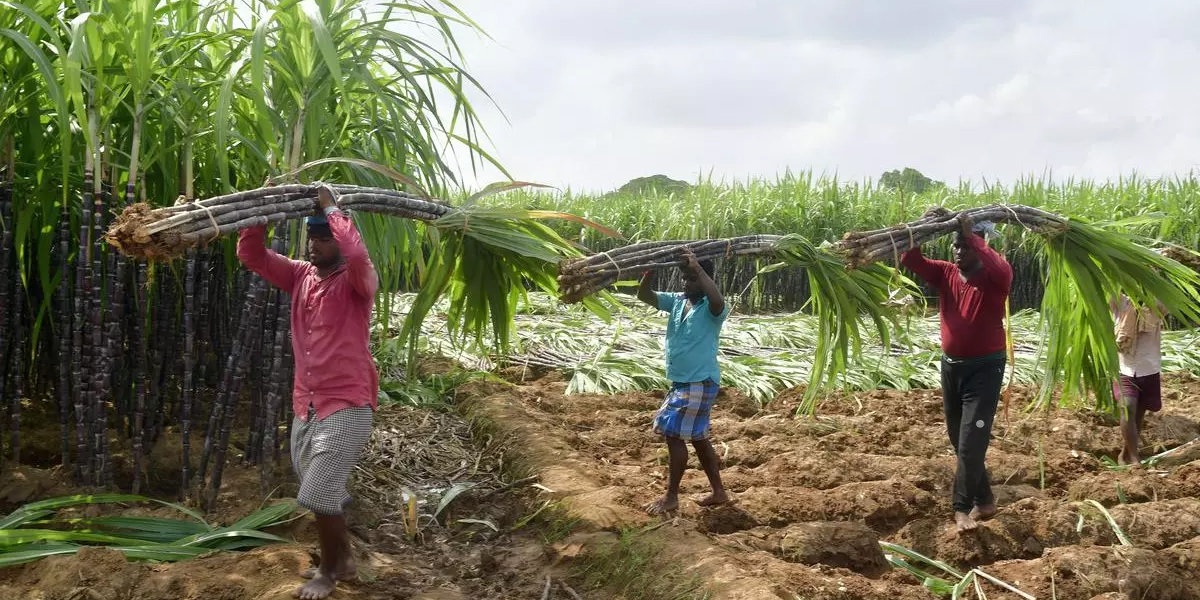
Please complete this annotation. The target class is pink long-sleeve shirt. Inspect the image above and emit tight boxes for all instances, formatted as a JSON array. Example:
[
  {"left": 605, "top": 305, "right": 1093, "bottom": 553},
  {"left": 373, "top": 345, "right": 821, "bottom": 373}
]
[{"left": 236, "top": 210, "right": 380, "bottom": 421}]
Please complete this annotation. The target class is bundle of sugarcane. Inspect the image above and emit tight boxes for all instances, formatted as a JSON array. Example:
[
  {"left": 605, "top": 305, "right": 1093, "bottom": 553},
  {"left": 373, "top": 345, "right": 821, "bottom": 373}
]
[
  {"left": 834, "top": 204, "right": 1068, "bottom": 268},
  {"left": 556, "top": 235, "right": 784, "bottom": 304},
  {"left": 105, "top": 183, "right": 453, "bottom": 260}
]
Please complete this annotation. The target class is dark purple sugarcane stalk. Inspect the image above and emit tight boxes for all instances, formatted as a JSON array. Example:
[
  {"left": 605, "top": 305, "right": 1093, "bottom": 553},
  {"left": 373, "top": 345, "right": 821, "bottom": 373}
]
[
  {"left": 9, "top": 252, "right": 24, "bottom": 464},
  {"left": 181, "top": 247, "right": 198, "bottom": 496},
  {"left": 198, "top": 271, "right": 261, "bottom": 484},
  {"left": 87, "top": 174, "right": 107, "bottom": 486},
  {"left": 72, "top": 165, "right": 93, "bottom": 484},
  {"left": 98, "top": 182, "right": 123, "bottom": 487},
  {"left": 132, "top": 262, "right": 149, "bottom": 494},
  {"left": 0, "top": 181, "right": 12, "bottom": 464},
  {"left": 56, "top": 204, "right": 73, "bottom": 468},
  {"left": 205, "top": 276, "right": 268, "bottom": 511}
]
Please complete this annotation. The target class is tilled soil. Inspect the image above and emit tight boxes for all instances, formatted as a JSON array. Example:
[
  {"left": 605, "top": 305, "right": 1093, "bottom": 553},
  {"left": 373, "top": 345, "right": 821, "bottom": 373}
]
[
  {"left": 462, "top": 371, "right": 1200, "bottom": 600},
  {"left": 0, "top": 403, "right": 561, "bottom": 600},
  {"left": 5, "top": 371, "right": 1200, "bottom": 600}
]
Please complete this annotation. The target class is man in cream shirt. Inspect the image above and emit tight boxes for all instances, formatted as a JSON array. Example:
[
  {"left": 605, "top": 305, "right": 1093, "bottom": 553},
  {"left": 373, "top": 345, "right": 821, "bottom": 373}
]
[{"left": 1112, "top": 295, "right": 1166, "bottom": 465}]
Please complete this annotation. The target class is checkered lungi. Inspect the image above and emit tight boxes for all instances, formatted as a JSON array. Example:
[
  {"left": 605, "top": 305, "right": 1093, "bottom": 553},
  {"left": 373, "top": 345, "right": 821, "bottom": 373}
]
[
  {"left": 653, "top": 379, "right": 719, "bottom": 441},
  {"left": 290, "top": 406, "right": 374, "bottom": 516}
]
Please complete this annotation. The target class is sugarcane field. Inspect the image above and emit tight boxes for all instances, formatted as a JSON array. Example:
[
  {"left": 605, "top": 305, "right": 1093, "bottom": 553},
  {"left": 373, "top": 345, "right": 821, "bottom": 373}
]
[{"left": 5, "top": 2, "right": 1200, "bottom": 600}]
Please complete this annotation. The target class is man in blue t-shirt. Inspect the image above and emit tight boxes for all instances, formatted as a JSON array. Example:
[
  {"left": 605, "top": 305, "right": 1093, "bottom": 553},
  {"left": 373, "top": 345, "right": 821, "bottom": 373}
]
[{"left": 637, "top": 246, "right": 731, "bottom": 515}]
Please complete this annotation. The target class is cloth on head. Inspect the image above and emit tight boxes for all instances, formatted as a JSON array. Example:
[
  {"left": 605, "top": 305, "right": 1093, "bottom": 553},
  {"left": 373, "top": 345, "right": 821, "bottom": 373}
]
[
  {"left": 972, "top": 220, "right": 998, "bottom": 239},
  {"left": 306, "top": 213, "right": 332, "bottom": 237}
]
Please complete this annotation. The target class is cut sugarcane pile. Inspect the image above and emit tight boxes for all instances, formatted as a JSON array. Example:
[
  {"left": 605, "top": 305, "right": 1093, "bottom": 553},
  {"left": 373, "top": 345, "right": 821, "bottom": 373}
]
[
  {"left": 556, "top": 235, "right": 784, "bottom": 304},
  {"left": 105, "top": 183, "right": 453, "bottom": 260},
  {"left": 834, "top": 204, "right": 1069, "bottom": 268}
]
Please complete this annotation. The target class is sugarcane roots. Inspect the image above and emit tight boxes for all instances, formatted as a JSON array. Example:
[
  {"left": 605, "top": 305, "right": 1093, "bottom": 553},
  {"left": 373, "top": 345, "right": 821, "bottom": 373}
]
[{"left": 105, "top": 202, "right": 194, "bottom": 261}]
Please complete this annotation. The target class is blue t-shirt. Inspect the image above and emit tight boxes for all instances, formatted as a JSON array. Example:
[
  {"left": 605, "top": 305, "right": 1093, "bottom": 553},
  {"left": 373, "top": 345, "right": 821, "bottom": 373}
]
[{"left": 655, "top": 292, "right": 729, "bottom": 384}]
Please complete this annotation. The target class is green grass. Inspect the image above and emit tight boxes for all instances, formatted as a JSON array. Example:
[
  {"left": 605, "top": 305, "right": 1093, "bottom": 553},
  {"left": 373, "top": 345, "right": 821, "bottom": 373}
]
[
  {"left": 530, "top": 501, "right": 582, "bottom": 545},
  {"left": 571, "top": 528, "right": 711, "bottom": 600}
]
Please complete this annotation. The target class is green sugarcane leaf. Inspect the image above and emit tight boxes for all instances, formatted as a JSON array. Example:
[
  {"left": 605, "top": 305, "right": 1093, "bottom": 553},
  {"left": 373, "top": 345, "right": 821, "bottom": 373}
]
[
  {"left": 0, "top": 529, "right": 152, "bottom": 547},
  {"left": 111, "top": 544, "right": 214, "bottom": 562},
  {"left": 433, "top": 483, "right": 476, "bottom": 521},
  {"left": 176, "top": 528, "right": 290, "bottom": 549},
  {"left": 0, "top": 509, "right": 54, "bottom": 531},
  {"left": 227, "top": 500, "right": 298, "bottom": 531},
  {"left": 0, "top": 544, "right": 81, "bottom": 567},
  {"left": 10, "top": 494, "right": 208, "bottom": 526}
]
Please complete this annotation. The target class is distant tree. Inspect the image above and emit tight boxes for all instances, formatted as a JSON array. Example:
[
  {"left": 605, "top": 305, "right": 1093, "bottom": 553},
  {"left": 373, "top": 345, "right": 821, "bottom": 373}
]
[
  {"left": 615, "top": 174, "right": 692, "bottom": 195},
  {"left": 880, "top": 168, "right": 944, "bottom": 194}
]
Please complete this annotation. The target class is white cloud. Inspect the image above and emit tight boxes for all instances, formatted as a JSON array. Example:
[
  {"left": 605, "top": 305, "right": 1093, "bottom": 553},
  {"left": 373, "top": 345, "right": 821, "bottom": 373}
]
[{"left": 435, "top": 1, "right": 1200, "bottom": 192}]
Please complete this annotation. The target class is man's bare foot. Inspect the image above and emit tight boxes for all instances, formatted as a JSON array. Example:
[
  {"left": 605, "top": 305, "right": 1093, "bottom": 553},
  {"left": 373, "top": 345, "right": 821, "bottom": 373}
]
[
  {"left": 301, "top": 565, "right": 356, "bottom": 580},
  {"left": 1118, "top": 450, "right": 1141, "bottom": 466},
  {"left": 696, "top": 490, "right": 730, "bottom": 507},
  {"left": 294, "top": 573, "right": 337, "bottom": 599},
  {"left": 645, "top": 496, "right": 679, "bottom": 515},
  {"left": 954, "top": 511, "right": 978, "bottom": 534},
  {"left": 969, "top": 503, "right": 997, "bottom": 521}
]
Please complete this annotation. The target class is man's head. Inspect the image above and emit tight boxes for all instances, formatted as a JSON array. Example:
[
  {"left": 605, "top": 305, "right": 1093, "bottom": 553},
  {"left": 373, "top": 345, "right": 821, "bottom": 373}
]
[
  {"left": 306, "top": 214, "right": 341, "bottom": 270},
  {"left": 952, "top": 220, "right": 996, "bottom": 273},
  {"left": 684, "top": 259, "right": 716, "bottom": 301},
  {"left": 952, "top": 231, "right": 981, "bottom": 273}
]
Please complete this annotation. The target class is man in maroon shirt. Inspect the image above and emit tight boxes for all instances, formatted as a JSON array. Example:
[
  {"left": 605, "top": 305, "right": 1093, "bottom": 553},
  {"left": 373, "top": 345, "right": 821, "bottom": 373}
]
[
  {"left": 902, "top": 214, "right": 1012, "bottom": 534},
  {"left": 237, "top": 185, "right": 378, "bottom": 600}
]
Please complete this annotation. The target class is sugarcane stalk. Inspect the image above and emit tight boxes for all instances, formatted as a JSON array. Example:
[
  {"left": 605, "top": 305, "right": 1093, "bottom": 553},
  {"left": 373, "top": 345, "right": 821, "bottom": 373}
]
[
  {"left": 249, "top": 230, "right": 284, "bottom": 465},
  {"left": 106, "top": 184, "right": 453, "bottom": 260},
  {"left": 147, "top": 193, "right": 315, "bottom": 235},
  {"left": 73, "top": 165, "right": 93, "bottom": 483},
  {"left": 195, "top": 247, "right": 211, "bottom": 391},
  {"left": 87, "top": 168, "right": 106, "bottom": 485},
  {"left": 556, "top": 236, "right": 787, "bottom": 303},
  {"left": 180, "top": 247, "right": 197, "bottom": 496},
  {"left": 91, "top": 124, "right": 110, "bottom": 485},
  {"left": 131, "top": 262, "right": 149, "bottom": 494},
  {"left": 259, "top": 293, "right": 289, "bottom": 492},
  {"left": 7, "top": 312, "right": 20, "bottom": 466},
  {"left": 198, "top": 271, "right": 263, "bottom": 485},
  {"left": 560, "top": 235, "right": 783, "bottom": 277},
  {"left": 143, "top": 189, "right": 445, "bottom": 239},
  {"left": 0, "top": 180, "right": 11, "bottom": 465},
  {"left": 174, "top": 197, "right": 332, "bottom": 236},
  {"left": 56, "top": 205, "right": 73, "bottom": 468},
  {"left": 205, "top": 276, "right": 268, "bottom": 511},
  {"left": 561, "top": 241, "right": 781, "bottom": 281},
  {"left": 3, "top": 192, "right": 20, "bottom": 463},
  {"left": 149, "top": 269, "right": 176, "bottom": 443}
]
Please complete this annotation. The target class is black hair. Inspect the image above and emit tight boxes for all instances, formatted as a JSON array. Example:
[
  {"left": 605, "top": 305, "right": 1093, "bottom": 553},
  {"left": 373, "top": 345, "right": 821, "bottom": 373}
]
[{"left": 699, "top": 259, "right": 715, "bottom": 279}]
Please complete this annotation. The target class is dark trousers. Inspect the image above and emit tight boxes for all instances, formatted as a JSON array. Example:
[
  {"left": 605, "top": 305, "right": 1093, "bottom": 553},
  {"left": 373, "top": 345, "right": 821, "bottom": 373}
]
[{"left": 940, "top": 352, "right": 1006, "bottom": 513}]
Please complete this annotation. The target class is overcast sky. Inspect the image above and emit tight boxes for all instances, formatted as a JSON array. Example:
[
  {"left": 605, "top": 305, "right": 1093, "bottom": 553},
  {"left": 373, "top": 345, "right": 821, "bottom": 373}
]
[{"left": 440, "top": 1, "right": 1200, "bottom": 193}]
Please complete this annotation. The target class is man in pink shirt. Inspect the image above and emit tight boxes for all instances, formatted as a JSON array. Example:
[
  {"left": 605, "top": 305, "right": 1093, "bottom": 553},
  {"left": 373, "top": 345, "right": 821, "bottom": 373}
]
[{"left": 237, "top": 184, "right": 378, "bottom": 600}]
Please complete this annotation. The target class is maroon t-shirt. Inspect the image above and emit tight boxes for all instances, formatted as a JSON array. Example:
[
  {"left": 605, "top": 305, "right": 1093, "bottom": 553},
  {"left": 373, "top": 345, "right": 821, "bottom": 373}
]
[{"left": 901, "top": 234, "right": 1012, "bottom": 359}]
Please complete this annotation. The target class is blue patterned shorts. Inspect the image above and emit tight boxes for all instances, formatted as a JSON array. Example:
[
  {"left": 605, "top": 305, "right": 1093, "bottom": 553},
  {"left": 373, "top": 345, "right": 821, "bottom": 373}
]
[{"left": 653, "top": 379, "right": 719, "bottom": 441}]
